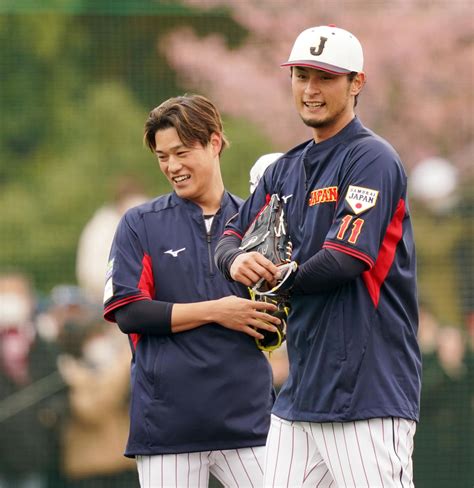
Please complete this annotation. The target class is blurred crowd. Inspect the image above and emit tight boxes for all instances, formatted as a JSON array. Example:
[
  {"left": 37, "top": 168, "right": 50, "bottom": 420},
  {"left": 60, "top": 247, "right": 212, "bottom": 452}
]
[
  {"left": 0, "top": 158, "right": 472, "bottom": 487},
  {"left": 408, "top": 156, "right": 474, "bottom": 486},
  {"left": 0, "top": 175, "right": 147, "bottom": 488},
  {"left": 0, "top": 276, "right": 139, "bottom": 488}
]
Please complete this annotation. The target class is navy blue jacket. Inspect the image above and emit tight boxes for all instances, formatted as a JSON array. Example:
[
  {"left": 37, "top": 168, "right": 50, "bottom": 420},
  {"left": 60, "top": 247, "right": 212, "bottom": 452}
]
[
  {"left": 224, "top": 118, "right": 422, "bottom": 423},
  {"left": 104, "top": 191, "right": 274, "bottom": 456}
]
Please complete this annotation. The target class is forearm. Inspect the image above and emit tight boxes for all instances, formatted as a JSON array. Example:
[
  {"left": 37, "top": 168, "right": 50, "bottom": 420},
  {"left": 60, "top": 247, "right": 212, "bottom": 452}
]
[
  {"left": 214, "top": 233, "right": 245, "bottom": 280},
  {"left": 115, "top": 300, "right": 172, "bottom": 335},
  {"left": 115, "top": 295, "right": 282, "bottom": 339},
  {"left": 115, "top": 299, "right": 226, "bottom": 335},
  {"left": 292, "top": 248, "right": 367, "bottom": 294},
  {"left": 171, "top": 301, "right": 225, "bottom": 333}
]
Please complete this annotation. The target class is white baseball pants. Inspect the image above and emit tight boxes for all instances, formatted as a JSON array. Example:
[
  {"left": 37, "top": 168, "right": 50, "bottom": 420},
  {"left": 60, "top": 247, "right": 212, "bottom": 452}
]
[
  {"left": 136, "top": 446, "right": 265, "bottom": 488},
  {"left": 264, "top": 414, "right": 416, "bottom": 488}
]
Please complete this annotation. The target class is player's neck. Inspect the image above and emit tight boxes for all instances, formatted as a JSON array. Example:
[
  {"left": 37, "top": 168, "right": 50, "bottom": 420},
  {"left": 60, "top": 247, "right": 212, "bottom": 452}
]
[{"left": 195, "top": 182, "right": 225, "bottom": 215}]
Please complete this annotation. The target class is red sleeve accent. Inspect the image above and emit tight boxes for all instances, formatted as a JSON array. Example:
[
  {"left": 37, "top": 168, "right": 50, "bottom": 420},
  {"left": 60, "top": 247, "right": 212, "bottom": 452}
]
[
  {"left": 103, "top": 253, "right": 156, "bottom": 323},
  {"left": 223, "top": 229, "right": 243, "bottom": 239},
  {"left": 129, "top": 333, "right": 140, "bottom": 351},
  {"left": 361, "top": 199, "right": 405, "bottom": 308},
  {"left": 323, "top": 241, "right": 375, "bottom": 269},
  {"left": 138, "top": 253, "right": 155, "bottom": 299},
  {"left": 103, "top": 294, "right": 149, "bottom": 323}
]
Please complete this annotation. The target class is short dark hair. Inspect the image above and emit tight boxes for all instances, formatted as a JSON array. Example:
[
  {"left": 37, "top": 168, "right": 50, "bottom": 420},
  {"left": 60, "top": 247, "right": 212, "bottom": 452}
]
[{"left": 143, "top": 94, "right": 229, "bottom": 155}]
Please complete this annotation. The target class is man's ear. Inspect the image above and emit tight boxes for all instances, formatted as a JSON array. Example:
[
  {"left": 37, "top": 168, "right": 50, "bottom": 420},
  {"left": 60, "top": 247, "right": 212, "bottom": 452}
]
[
  {"left": 351, "top": 72, "right": 366, "bottom": 96},
  {"left": 210, "top": 132, "right": 223, "bottom": 157}
]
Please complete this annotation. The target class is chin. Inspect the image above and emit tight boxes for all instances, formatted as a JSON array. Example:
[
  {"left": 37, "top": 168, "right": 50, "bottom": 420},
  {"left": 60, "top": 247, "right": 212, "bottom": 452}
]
[
  {"left": 175, "top": 187, "right": 196, "bottom": 201},
  {"left": 301, "top": 117, "right": 324, "bottom": 128},
  {"left": 302, "top": 113, "right": 333, "bottom": 129}
]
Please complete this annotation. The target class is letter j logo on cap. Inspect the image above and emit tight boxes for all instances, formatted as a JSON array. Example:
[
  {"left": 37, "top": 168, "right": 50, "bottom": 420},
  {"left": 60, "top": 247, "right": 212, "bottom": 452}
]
[{"left": 310, "top": 36, "right": 328, "bottom": 56}]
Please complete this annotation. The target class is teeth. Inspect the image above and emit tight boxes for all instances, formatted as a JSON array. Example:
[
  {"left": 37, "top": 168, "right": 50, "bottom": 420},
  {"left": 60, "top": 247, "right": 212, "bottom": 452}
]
[
  {"left": 305, "top": 102, "right": 323, "bottom": 108},
  {"left": 173, "top": 175, "right": 190, "bottom": 183}
]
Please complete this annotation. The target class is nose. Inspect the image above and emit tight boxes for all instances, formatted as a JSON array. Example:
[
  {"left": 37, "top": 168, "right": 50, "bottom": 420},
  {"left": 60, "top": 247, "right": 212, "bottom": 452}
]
[
  {"left": 304, "top": 75, "right": 321, "bottom": 95},
  {"left": 167, "top": 155, "right": 183, "bottom": 173}
]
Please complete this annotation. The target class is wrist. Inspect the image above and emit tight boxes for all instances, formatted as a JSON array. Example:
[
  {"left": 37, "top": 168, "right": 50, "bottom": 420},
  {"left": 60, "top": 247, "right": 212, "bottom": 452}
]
[{"left": 225, "top": 249, "right": 245, "bottom": 281}]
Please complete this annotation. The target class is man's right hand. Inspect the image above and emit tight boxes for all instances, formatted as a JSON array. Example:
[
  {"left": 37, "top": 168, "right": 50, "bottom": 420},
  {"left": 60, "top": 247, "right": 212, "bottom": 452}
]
[
  {"left": 230, "top": 252, "right": 280, "bottom": 288},
  {"left": 211, "top": 295, "right": 281, "bottom": 340}
]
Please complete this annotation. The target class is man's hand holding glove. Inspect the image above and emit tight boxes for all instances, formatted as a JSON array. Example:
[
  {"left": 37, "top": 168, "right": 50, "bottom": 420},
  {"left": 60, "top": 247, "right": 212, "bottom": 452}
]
[{"left": 238, "top": 194, "right": 297, "bottom": 352}]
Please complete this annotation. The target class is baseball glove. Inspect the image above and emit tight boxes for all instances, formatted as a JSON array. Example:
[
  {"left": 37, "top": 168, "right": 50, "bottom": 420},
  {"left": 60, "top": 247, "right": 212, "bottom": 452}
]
[
  {"left": 249, "top": 291, "right": 290, "bottom": 353},
  {"left": 239, "top": 194, "right": 297, "bottom": 352}
]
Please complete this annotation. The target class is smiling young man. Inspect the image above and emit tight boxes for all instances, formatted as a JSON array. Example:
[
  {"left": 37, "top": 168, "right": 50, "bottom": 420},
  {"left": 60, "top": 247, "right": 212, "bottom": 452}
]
[
  {"left": 103, "top": 94, "right": 281, "bottom": 488},
  {"left": 216, "top": 26, "right": 421, "bottom": 487}
]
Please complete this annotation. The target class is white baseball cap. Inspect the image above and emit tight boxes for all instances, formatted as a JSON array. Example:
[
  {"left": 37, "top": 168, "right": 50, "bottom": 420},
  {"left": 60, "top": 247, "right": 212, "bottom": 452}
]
[
  {"left": 249, "top": 152, "right": 283, "bottom": 194},
  {"left": 281, "top": 25, "right": 363, "bottom": 74}
]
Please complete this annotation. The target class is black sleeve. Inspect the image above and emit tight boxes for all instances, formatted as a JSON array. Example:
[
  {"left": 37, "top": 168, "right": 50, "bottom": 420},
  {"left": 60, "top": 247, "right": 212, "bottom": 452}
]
[
  {"left": 292, "top": 248, "right": 367, "bottom": 295},
  {"left": 214, "top": 233, "right": 245, "bottom": 281},
  {"left": 115, "top": 300, "right": 173, "bottom": 335}
]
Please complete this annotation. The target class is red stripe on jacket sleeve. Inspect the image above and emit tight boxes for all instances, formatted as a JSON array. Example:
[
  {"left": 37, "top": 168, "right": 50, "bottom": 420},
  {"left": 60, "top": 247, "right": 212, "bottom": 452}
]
[
  {"left": 103, "top": 294, "right": 149, "bottom": 322},
  {"left": 223, "top": 229, "right": 243, "bottom": 239},
  {"left": 103, "top": 254, "right": 156, "bottom": 351},
  {"left": 362, "top": 199, "right": 406, "bottom": 308},
  {"left": 138, "top": 253, "right": 155, "bottom": 299}
]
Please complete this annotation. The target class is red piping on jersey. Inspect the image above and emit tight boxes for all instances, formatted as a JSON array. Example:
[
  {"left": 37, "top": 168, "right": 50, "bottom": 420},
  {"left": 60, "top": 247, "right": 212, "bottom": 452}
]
[
  {"left": 104, "top": 294, "right": 149, "bottom": 320},
  {"left": 129, "top": 333, "right": 140, "bottom": 351},
  {"left": 103, "top": 253, "right": 156, "bottom": 351},
  {"left": 138, "top": 253, "right": 155, "bottom": 299},
  {"left": 129, "top": 253, "right": 156, "bottom": 349},
  {"left": 361, "top": 199, "right": 406, "bottom": 308},
  {"left": 323, "top": 241, "right": 375, "bottom": 269},
  {"left": 223, "top": 229, "right": 243, "bottom": 239}
]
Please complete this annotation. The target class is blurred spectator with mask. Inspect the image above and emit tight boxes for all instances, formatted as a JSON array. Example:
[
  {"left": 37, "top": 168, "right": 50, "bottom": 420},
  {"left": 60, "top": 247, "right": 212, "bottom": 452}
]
[
  {"left": 75, "top": 174, "right": 148, "bottom": 305},
  {"left": 36, "top": 284, "right": 92, "bottom": 347},
  {"left": 56, "top": 310, "right": 138, "bottom": 488},
  {"left": 0, "top": 272, "right": 64, "bottom": 488}
]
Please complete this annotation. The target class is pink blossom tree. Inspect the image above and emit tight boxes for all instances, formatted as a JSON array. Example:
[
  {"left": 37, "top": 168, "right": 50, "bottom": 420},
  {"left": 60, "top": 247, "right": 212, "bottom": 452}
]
[{"left": 160, "top": 0, "right": 473, "bottom": 171}]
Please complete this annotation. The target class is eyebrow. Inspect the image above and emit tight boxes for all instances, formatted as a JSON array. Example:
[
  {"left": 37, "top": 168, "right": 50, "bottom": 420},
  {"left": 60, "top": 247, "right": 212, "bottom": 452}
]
[{"left": 155, "top": 143, "right": 187, "bottom": 155}]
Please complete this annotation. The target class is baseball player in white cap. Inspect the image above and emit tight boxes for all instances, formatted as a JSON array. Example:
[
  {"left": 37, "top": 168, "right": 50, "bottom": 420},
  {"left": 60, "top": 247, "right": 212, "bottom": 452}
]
[{"left": 216, "top": 24, "right": 421, "bottom": 488}]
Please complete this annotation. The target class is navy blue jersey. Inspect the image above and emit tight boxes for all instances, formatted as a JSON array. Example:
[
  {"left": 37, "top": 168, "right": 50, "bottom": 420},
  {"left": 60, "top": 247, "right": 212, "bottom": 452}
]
[
  {"left": 104, "top": 191, "right": 274, "bottom": 456},
  {"left": 224, "top": 118, "right": 421, "bottom": 423}
]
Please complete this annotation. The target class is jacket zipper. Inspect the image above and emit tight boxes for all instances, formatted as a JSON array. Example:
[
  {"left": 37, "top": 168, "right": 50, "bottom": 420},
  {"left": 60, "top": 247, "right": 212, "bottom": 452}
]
[
  {"left": 203, "top": 215, "right": 215, "bottom": 276},
  {"left": 207, "top": 232, "right": 214, "bottom": 275}
]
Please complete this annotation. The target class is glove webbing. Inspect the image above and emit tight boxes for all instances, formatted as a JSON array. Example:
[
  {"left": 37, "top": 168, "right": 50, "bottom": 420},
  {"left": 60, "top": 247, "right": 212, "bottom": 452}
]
[{"left": 249, "top": 288, "right": 289, "bottom": 353}]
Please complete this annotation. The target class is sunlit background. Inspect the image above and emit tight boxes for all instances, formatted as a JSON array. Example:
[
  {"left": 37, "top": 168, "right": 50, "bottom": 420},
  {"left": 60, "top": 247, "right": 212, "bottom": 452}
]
[{"left": 0, "top": 1, "right": 472, "bottom": 487}]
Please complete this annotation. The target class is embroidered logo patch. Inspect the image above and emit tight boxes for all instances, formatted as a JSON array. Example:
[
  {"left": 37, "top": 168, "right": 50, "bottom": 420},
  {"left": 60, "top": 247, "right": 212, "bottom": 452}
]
[
  {"left": 345, "top": 185, "right": 379, "bottom": 214},
  {"left": 164, "top": 248, "right": 186, "bottom": 258}
]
